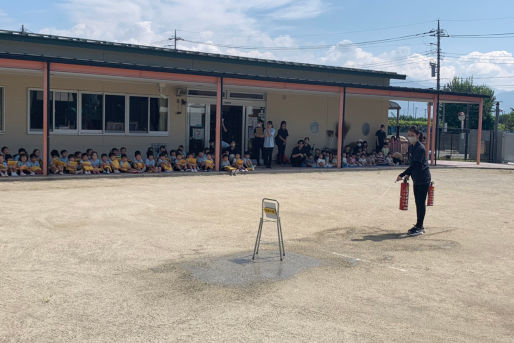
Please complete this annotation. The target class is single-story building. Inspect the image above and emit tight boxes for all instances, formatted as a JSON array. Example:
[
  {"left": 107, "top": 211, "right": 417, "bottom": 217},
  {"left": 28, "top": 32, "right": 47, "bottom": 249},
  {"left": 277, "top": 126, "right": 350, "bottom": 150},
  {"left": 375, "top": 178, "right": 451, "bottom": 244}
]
[{"left": 0, "top": 29, "right": 488, "bottom": 173}]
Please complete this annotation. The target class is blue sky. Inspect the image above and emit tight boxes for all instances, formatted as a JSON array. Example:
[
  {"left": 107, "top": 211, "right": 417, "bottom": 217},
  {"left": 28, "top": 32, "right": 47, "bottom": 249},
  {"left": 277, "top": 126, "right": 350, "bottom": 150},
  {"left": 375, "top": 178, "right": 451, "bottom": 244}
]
[{"left": 2, "top": 0, "right": 514, "bottom": 112}]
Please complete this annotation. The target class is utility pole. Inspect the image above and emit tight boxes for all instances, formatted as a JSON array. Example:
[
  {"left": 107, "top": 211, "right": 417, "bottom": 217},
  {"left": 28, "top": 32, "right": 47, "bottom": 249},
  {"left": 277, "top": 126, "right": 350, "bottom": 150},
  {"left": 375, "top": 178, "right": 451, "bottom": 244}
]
[
  {"left": 430, "top": 20, "right": 448, "bottom": 165},
  {"left": 494, "top": 102, "right": 500, "bottom": 162},
  {"left": 170, "top": 29, "right": 183, "bottom": 50}
]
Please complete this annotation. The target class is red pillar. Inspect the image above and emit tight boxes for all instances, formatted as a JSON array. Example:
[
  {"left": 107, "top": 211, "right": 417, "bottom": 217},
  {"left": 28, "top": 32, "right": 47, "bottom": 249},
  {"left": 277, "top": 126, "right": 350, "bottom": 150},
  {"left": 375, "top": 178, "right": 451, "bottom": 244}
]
[
  {"left": 426, "top": 102, "right": 432, "bottom": 160},
  {"left": 43, "top": 63, "right": 49, "bottom": 175},
  {"left": 215, "top": 77, "right": 222, "bottom": 171},
  {"left": 476, "top": 98, "right": 483, "bottom": 165},
  {"left": 430, "top": 96, "right": 437, "bottom": 166},
  {"left": 336, "top": 87, "right": 345, "bottom": 168}
]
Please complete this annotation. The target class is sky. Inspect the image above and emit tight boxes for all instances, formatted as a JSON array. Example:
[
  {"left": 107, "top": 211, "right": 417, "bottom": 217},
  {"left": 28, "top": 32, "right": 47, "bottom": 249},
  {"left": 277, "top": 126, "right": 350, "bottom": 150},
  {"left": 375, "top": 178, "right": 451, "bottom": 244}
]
[{"left": 1, "top": 0, "right": 514, "bottom": 115}]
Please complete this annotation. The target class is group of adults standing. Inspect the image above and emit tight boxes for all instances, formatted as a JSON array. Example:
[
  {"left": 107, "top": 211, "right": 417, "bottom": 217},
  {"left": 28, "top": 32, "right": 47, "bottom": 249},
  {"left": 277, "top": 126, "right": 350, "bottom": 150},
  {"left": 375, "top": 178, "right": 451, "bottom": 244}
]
[{"left": 252, "top": 120, "right": 289, "bottom": 168}]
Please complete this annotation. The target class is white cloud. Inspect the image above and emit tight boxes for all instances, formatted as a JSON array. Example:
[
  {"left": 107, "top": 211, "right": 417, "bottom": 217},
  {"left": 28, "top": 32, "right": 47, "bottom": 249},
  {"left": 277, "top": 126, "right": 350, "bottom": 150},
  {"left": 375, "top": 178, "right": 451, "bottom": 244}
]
[{"left": 36, "top": 0, "right": 514, "bottom": 99}]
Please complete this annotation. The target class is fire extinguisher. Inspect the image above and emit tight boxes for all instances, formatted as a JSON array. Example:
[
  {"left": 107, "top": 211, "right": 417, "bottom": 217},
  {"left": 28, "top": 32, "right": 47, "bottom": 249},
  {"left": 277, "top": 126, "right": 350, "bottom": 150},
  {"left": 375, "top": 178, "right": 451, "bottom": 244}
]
[
  {"left": 399, "top": 177, "right": 409, "bottom": 211},
  {"left": 427, "top": 182, "right": 435, "bottom": 206}
]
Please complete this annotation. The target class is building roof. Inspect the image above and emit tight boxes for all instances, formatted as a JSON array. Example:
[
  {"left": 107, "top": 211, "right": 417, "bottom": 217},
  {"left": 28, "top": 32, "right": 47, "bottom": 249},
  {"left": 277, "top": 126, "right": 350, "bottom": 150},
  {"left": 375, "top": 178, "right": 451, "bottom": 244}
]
[
  {"left": 0, "top": 50, "right": 489, "bottom": 100},
  {"left": 0, "top": 29, "right": 406, "bottom": 80}
]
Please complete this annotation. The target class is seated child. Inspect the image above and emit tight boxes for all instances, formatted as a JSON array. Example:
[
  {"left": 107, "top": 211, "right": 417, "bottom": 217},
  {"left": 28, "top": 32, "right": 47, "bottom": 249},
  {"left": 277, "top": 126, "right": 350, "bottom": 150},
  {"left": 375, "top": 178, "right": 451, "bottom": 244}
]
[
  {"left": 385, "top": 152, "right": 395, "bottom": 166},
  {"left": 234, "top": 153, "right": 247, "bottom": 173},
  {"left": 220, "top": 154, "right": 236, "bottom": 174},
  {"left": 90, "top": 152, "right": 101, "bottom": 174},
  {"left": 204, "top": 154, "right": 214, "bottom": 171},
  {"left": 101, "top": 154, "right": 112, "bottom": 173},
  {"left": 376, "top": 151, "right": 386, "bottom": 166},
  {"left": 196, "top": 151, "right": 207, "bottom": 170},
  {"left": 174, "top": 154, "right": 187, "bottom": 171},
  {"left": 186, "top": 153, "right": 198, "bottom": 172},
  {"left": 366, "top": 153, "right": 376, "bottom": 167},
  {"left": 109, "top": 152, "right": 121, "bottom": 173},
  {"left": 119, "top": 154, "right": 136, "bottom": 173},
  {"left": 50, "top": 150, "right": 64, "bottom": 175},
  {"left": 159, "top": 152, "right": 173, "bottom": 173},
  {"left": 342, "top": 153, "right": 349, "bottom": 168},
  {"left": 67, "top": 155, "right": 79, "bottom": 175},
  {"left": 0, "top": 154, "right": 8, "bottom": 177},
  {"left": 132, "top": 151, "right": 146, "bottom": 173},
  {"left": 358, "top": 154, "right": 367, "bottom": 167},
  {"left": 348, "top": 154, "right": 357, "bottom": 167},
  {"left": 145, "top": 153, "right": 158, "bottom": 173},
  {"left": 305, "top": 153, "right": 315, "bottom": 168},
  {"left": 7, "top": 156, "right": 19, "bottom": 176},
  {"left": 316, "top": 154, "right": 326, "bottom": 168},
  {"left": 169, "top": 150, "right": 177, "bottom": 167},
  {"left": 243, "top": 152, "right": 254, "bottom": 171},
  {"left": 17, "top": 154, "right": 30, "bottom": 176},
  {"left": 28, "top": 153, "right": 43, "bottom": 175},
  {"left": 80, "top": 153, "right": 94, "bottom": 175}
]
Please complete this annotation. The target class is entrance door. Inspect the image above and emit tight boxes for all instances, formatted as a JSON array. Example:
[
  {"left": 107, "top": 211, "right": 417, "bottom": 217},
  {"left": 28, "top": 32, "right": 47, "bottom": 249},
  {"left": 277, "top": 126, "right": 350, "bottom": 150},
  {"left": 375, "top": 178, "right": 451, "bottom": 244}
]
[
  {"left": 187, "top": 104, "right": 208, "bottom": 154},
  {"left": 211, "top": 105, "right": 244, "bottom": 155}
]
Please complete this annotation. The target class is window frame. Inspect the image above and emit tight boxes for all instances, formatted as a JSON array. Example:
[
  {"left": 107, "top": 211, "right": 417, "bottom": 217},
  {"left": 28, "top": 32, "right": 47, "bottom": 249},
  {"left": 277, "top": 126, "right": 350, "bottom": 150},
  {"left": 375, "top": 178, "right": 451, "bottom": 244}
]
[
  {"left": 28, "top": 89, "right": 169, "bottom": 136},
  {"left": 79, "top": 91, "right": 104, "bottom": 135}
]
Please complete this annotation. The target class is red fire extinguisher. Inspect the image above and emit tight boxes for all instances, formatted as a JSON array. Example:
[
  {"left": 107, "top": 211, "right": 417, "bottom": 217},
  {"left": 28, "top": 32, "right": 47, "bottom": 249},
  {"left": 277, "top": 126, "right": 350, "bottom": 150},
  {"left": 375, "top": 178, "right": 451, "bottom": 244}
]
[
  {"left": 427, "top": 182, "right": 435, "bottom": 206},
  {"left": 399, "top": 178, "right": 409, "bottom": 211}
]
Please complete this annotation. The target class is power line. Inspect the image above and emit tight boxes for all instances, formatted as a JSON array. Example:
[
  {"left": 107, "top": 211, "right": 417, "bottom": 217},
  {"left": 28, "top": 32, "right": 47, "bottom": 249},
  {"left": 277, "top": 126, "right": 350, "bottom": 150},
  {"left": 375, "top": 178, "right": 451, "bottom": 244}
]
[{"left": 180, "top": 31, "right": 433, "bottom": 51}]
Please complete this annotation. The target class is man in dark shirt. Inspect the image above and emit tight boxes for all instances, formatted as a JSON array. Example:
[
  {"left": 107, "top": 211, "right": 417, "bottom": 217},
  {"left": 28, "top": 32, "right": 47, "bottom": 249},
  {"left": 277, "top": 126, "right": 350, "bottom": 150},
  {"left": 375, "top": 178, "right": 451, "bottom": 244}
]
[
  {"left": 375, "top": 124, "right": 387, "bottom": 153},
  {"left": 290, "top": 140, "right": 307, "bottom": 167}
]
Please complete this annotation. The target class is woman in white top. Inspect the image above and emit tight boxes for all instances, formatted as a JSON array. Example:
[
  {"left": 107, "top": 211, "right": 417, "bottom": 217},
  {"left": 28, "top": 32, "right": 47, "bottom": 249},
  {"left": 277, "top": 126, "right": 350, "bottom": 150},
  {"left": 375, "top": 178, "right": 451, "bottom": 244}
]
[{"left": 263, "top": 121, "right": 275, "bottom": 168}]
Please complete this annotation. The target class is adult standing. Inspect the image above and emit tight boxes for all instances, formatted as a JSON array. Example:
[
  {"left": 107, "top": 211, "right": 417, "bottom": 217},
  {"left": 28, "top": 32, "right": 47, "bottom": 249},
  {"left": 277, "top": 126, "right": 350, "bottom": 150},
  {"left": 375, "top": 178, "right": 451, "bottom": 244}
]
[
  {"left": 375, "top": 124, "right": 387, "bottom": 153},
  {"left": 396, "top": 126, "right": 431, "bottom": 236},
  {"left": 263, "top": 121, "right": 275, "bottom": 168},
  {"left": 276, "top": 121, "right": 288, "bottom": 165},
  {"left": 252, "top": 119, "right": 265, "bottom": 166}
]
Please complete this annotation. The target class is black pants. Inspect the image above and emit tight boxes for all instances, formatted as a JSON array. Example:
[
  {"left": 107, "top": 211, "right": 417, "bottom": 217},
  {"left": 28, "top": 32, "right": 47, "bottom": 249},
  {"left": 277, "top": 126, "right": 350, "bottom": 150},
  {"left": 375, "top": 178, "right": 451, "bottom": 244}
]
[
  {"left": 277, "top": 144, "right": 286, "bottom": 164},
  {"left": 263, "top": 147, "right": 274, "bottom": 168},
  {"left": 252, "top": 140, "right": 264, "bottom": 165},
  {"left": 414, "top": 183, "right": 430, "bottom": 228}
]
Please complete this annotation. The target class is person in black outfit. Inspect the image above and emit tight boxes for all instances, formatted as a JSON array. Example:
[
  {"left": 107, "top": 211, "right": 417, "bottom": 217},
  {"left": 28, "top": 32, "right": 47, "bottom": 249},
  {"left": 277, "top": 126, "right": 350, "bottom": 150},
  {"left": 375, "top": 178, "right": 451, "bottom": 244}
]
[
  {"left": 290, "top": 140, "right": 307, "bottom": 167},
  {"left": 276, "top": 121, "right": 288, "bottom": 165},
  {"left": 396, "top": 126, "right": 431, "bottom": 236},
  {"left": 252, "top": 119, "right": 265, "bottom": 166},
  {"left": 375, "top": 124, "right": 386, "bottom": 153}
]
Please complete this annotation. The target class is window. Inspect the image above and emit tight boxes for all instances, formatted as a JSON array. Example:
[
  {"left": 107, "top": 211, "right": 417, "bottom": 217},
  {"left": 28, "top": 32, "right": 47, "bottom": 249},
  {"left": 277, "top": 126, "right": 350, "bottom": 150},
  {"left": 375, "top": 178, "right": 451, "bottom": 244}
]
[
  {"left": 229, "top": 92, "right": 265, "bottom": 100},
  {"left": 29, "top": 90, "right": 53, "bottom": 131},
  {"left": 54, "top": 91, "right": 77, "bottom": 130},
  {"left": 129, "top": 96, "right": 148, "bottom": 133},
  {"left": 0, "top": 87, "right": 4, "bottom": 132},
  {"left": 105, "top": 95, "right": 125, "bottom": 133},
  {"left": 81, "top": 93, "right": 103, "bottom": 131},
  {"left": 150, "top": 98, "right": 168, "bottom": 132}
]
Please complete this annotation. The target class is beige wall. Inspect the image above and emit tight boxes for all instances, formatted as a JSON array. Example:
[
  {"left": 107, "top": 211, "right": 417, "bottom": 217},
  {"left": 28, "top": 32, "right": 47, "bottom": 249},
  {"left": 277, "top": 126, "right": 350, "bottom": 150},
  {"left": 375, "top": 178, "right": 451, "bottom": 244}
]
[
  {"left": 0, "top": 71, "right": 186, "bottom": 157},
  {"left": 266, "top": 92, "right": 389, "bottom": 158},
  {"left": 1, "top": 70, "right": 388, "bottom": 159}
]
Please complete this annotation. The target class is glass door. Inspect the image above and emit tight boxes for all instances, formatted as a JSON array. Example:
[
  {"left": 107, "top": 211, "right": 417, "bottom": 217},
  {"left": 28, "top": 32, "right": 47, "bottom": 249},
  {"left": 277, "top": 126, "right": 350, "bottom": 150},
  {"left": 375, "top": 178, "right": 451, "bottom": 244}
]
[{"left": 187, "top": 104, "right": 207, "bottom": 153}]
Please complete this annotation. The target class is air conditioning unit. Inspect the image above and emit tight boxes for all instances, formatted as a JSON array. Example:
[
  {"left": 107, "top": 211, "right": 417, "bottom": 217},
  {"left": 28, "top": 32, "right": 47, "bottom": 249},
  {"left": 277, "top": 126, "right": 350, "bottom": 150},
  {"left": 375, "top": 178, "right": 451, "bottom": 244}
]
[{"left": 176, "top": 88, "right": 186, "bottom": 96}]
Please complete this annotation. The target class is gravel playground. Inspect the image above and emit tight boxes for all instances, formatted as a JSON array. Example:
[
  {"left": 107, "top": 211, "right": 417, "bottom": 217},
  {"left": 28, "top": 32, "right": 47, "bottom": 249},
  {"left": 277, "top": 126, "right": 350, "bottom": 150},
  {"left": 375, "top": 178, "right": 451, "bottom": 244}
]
[{"left": 0, "top": 168, "right": 513, "bottom": 342}]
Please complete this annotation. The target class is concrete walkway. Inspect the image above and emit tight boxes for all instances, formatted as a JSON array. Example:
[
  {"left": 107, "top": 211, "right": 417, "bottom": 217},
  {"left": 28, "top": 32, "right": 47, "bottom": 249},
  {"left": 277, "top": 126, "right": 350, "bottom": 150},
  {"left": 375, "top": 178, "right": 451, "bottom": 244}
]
[{"left": 435, "top": 160, "right": 514, "bottom": 170}]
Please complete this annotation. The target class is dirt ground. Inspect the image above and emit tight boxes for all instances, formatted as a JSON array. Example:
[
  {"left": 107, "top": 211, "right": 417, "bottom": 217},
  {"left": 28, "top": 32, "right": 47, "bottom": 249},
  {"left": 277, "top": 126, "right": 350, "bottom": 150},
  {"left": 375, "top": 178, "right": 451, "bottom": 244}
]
[{"left": 0, "top": 168, "right": 513, "bottom": 342}]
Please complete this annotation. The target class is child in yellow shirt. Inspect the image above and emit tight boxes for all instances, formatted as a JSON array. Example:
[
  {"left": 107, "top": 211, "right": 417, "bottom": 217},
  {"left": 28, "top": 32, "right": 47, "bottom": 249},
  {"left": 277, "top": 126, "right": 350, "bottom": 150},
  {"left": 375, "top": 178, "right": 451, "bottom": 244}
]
[
  {"left": 101, "top": 154, "right": 112, "bottom": 173},
  {"left": 67, "top": 155, "right": 79, "bottom": 175},
  {"left": 80, "top": 153, "right": 94, "bottom": 175},
  {"left": 132, "top": 151, "right": 146, "bottom": 173},
  {"left": 186, "top": 153, "right": 198, "bottom": 172},
  {"left": 204, "top": 154, "right": 214, "bottom": 172},
  {"left": 174, "top": 154, "right": 187, "bottom": 171},
  {"left": 0, "top": 154, "right": 8, "bottom": 177},
  {"left": 109, "top": 152, "right": 121, "bottom": 173},
  {"left": 158, "top": 152, "right": 173, "bottom": 173},
  {"left": 119, "top": 154, "right": 135, "bottom": 173}
]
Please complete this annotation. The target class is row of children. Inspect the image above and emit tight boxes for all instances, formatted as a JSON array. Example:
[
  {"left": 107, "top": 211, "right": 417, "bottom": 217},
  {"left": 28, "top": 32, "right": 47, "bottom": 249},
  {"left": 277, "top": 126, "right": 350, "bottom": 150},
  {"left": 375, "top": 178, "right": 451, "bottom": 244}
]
[
  {"left": 0, "top": 147, "right": 44, "bottom": 176},
  {"left": 342, "top": 151, "right": 397, "bottom": 167}
]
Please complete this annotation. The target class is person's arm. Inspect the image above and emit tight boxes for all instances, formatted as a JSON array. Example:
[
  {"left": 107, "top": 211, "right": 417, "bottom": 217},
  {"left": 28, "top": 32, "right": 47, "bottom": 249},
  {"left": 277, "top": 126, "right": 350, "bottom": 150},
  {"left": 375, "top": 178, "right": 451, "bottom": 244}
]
[{"left": 222, "top": 119, "right": 227, "bottom": 133}]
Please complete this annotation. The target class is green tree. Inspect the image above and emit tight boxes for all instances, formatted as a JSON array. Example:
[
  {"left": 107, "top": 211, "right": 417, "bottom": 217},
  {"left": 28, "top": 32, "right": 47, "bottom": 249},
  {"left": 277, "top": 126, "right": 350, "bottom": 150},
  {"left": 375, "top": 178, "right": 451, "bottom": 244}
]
[
  {"left": 498, "top": 108, "right": 514, "bottom": 131},
  {"left": 442, "top": 77, "right": 495, "bottom": 130}
]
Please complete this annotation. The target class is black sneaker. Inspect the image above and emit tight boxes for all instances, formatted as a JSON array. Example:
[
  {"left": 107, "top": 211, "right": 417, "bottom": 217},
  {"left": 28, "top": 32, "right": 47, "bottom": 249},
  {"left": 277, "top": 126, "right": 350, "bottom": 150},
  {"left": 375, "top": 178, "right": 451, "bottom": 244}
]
[{"left": 408, "top": 226, "right": 425, "bottom": 236}]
